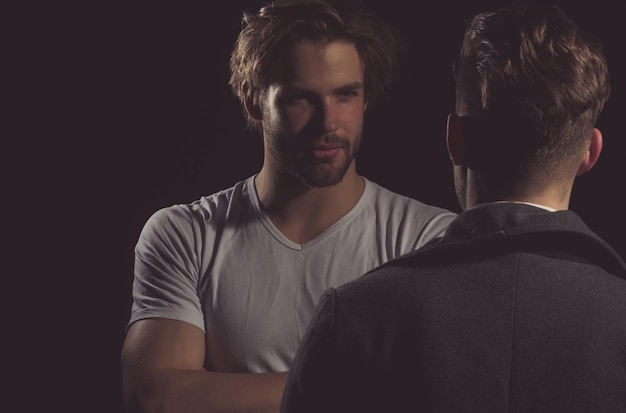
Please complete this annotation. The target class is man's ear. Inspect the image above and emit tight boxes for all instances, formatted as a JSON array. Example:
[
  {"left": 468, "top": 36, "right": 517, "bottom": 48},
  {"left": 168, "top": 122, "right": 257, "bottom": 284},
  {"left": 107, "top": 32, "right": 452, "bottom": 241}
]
[
  {"left": 242, "top": 82, "right": 263, "bottom": 120},
  {"left": 446, "top": 113, "right": 464, "bottom": 166},
  {"left": 576, "top": 128, "right": 603, "bottom": 176}
]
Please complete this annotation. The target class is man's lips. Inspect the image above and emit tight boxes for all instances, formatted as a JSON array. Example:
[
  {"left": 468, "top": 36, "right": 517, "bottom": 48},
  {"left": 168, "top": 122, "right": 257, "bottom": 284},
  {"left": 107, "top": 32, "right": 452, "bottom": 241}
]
[{"left": 311, "top": 145, "right": 342, "bottom": 159}]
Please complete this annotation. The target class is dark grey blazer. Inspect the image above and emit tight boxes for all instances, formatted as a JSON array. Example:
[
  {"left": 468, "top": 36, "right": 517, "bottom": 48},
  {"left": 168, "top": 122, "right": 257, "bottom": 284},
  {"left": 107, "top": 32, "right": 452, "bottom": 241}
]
[{"left": 281, "top": 203, "right": 626, "bottom": 413}]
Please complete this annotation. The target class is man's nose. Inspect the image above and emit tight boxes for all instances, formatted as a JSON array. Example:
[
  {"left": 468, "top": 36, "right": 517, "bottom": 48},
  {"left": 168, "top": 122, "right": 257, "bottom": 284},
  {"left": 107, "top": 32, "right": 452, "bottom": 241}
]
[{"left": 321, "top": 101, "right": 338, "bottom": 133}]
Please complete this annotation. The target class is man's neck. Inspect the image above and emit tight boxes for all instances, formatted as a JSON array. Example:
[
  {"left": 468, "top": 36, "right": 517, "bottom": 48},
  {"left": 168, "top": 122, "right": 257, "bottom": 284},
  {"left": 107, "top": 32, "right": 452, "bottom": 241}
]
[
  {"left": 465, "top": 170, "right": 573, "bottom": 211},
  {"left": 254, "top": 168, "right": 365, "bottom": 244},
  {"left": 469, "top": 194, "right": 570, "bottom": 211},
  {"left": 493, "top": 200, "right": 557, "bottom": 212}
]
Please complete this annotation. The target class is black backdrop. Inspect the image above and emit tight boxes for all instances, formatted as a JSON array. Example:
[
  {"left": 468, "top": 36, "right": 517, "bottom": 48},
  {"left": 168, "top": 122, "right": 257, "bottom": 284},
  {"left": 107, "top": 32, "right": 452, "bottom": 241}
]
[{"left": 18, "top": 1, "right": 623, "bottom": 411}]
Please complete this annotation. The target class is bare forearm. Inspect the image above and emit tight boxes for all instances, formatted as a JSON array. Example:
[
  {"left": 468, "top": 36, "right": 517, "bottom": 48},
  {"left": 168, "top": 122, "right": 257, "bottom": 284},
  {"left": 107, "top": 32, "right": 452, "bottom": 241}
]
[{"left": 124, "top": 369, "right": 288, "bottom": 413}]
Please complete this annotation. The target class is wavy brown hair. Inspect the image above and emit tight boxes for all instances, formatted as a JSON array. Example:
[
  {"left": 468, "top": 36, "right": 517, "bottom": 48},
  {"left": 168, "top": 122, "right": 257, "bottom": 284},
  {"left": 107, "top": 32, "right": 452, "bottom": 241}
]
[
  {"left": 229, "top": 0, "right": 403, "bottom": 131},
  {"left": 455, "top": 3, "right": 610, "bottom": 187}
]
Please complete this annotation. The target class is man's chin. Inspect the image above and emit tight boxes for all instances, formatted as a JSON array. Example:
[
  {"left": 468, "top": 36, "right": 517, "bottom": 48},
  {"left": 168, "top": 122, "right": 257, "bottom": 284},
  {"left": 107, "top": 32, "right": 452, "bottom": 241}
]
[{"left": 298, "top": 164, "right": 348, "bottom": 188}]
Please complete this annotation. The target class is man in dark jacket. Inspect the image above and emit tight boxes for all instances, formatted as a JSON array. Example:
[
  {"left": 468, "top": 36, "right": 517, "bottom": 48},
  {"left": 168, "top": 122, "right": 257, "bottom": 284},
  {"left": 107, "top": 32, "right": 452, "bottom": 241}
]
[{"left": 280, "top": 3, "right": 626, "bottom": 412}]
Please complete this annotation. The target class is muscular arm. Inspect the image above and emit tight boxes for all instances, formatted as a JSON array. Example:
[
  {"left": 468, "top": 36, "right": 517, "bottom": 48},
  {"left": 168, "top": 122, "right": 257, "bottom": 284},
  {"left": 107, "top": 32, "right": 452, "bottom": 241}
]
[{"left": 121, "top": 318, "right": 287, "bottom": 413}]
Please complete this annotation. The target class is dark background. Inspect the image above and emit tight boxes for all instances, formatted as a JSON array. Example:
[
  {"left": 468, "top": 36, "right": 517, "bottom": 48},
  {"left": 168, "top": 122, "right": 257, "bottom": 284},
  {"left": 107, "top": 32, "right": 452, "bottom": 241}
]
[{"left": 15, "top": 1, "right": 623, "bottom": 411}]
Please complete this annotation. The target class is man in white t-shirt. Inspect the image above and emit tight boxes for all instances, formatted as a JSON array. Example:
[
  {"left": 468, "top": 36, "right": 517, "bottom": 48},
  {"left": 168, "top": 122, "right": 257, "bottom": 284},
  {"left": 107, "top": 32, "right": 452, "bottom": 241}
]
[{"left": 120, "top": 1, "right": 456, "bottom": 412}]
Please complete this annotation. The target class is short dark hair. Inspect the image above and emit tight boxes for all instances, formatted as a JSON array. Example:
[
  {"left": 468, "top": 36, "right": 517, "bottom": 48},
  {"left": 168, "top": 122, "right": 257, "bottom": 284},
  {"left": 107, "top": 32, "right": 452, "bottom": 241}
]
[
  {"left": 229, "top": 0, "right": 403, "bottom": 131},
  {"left": 455, "top": 3, "right": 610, "bottom": 181}
]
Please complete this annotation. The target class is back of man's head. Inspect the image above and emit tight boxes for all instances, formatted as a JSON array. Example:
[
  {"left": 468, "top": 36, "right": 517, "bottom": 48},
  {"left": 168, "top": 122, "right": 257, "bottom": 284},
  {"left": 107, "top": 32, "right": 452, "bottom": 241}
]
[{"left": 454, "top": 3, "right": 610, "bottom": 195}]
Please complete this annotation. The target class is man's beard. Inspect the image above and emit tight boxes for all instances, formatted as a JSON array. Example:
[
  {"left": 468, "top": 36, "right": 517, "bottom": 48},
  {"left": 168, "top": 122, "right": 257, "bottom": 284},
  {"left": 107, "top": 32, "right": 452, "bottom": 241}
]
[
  {"left": 296, "top": 151, "right": 353, "bottom": 187},
  {"left": 272, "top": 132, "right": 361, "bottom": 188}
]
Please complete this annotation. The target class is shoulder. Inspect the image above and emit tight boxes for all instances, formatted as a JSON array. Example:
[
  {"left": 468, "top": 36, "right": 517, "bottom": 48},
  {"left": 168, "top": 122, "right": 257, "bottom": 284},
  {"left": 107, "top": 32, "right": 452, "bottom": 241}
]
[
  {"left": 336, "top": 262, "right": 423, "bottom": 307},
  {"left": 147, "top": 178, "right": 252, "bottom": 223},
  {"left": 138, "top": 177, "right": 254, "bottom": 245},
  {"left": 364, "top": 178, "right": 456, "bottom": 220},
  {"left": 361, "top": 179, "right": 457, "bottom": 244}
]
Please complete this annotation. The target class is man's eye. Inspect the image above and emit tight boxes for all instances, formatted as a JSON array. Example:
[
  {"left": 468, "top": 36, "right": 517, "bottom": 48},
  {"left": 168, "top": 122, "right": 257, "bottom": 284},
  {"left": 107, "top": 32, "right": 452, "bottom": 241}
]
[{"left": 338, "top": 90, "right": 359, "bottom": 100}]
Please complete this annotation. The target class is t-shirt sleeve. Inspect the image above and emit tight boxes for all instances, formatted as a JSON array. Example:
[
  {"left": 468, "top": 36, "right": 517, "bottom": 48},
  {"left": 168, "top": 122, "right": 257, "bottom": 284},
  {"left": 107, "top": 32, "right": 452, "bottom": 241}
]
[{"left": 127, "top": 205, "right": 205, "bottom": 332}]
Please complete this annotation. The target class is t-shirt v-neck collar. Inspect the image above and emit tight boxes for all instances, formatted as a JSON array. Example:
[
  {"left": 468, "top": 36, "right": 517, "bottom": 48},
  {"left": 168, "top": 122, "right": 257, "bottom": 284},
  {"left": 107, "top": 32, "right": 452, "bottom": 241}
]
[{"left": 247, "top": 175, "right": 370, "bottom": 251}]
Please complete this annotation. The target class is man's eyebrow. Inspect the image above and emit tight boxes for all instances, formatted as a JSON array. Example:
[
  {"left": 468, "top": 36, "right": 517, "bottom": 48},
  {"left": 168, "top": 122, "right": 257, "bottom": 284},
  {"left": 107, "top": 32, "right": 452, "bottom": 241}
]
[
  {"left": 281, "top": 82, "right": 364, "bottom": 94},
  {"left": 334, "top": 82, "right": 364, "bottom": 93}
]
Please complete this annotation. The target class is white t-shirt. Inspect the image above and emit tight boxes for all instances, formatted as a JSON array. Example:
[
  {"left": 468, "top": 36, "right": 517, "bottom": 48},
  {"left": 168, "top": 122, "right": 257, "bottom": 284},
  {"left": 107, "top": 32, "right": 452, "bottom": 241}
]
[{"left": 129, "top": 175, "right": 456, "bottom": 372}]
